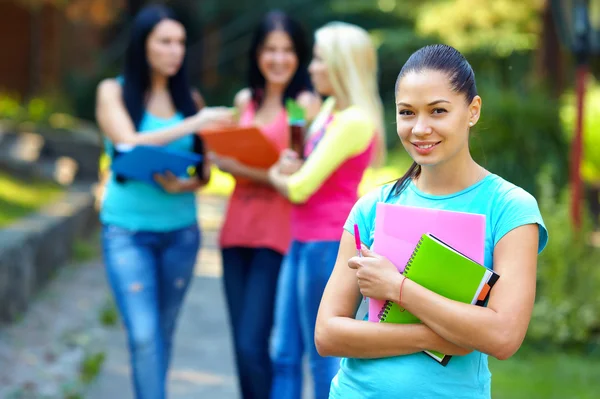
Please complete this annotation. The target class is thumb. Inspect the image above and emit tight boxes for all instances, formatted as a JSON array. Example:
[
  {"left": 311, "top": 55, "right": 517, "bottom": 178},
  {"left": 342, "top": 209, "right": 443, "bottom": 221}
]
[
  {"left": 165, "top": 170, "right": 176, "bottom": 179},
  {"left": 281, "top": 149, "right": 298, "bottom": 160},
  {"left": 360, "top": 247, "right": 378, "bottom": 258}
]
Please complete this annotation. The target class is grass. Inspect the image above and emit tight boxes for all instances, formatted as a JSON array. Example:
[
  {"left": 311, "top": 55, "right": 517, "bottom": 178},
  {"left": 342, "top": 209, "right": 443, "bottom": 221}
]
[
  {"left": 490, "top": 350, "right": 600, "bottom": 399},
  {"left": 0, "top": 171, "right": 63, "bottom": 227},
  {"left": 98, "top": 298, "right": 119, "bottom": 327},
  {"left": 79, "top": 351, "right": 106, "bottom": 384},
  {"left": 72, "top": 236, "right": 100, "bottom": 262},
  {"left": 200, "top": 145, "right": 413, "bottom": 197}
]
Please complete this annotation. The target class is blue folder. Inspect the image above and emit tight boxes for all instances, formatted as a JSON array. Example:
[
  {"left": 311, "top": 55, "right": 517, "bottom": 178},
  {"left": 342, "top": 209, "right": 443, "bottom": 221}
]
[{"left": 110, "top": 145, "right": 202, "bottom": 187}]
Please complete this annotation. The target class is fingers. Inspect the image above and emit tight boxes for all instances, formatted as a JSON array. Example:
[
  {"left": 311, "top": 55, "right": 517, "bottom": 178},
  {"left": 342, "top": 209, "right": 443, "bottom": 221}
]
[
  {"left": 360, "top": 248, "right": 379, "bottom": 259},
  {"left": 348, "top": 256, "right": 361, "bottom": 270},
  {"left": 281, "top": 149, "right": 298, "bottom": 160},
  {"left": 153, "top": 173, "right": 167, "bottom": 188},
  {"left": 164, "top": 170, "right": 176, "bottom": 179},
  {"left": 203, "top": 107, "right": 236, "bottom": 126}
]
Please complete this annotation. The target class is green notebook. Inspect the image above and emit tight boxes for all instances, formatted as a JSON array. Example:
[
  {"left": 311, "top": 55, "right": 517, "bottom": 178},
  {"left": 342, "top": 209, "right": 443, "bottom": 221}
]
[{"left": 378, "top": 233, "right": 500, "bottom": 366}]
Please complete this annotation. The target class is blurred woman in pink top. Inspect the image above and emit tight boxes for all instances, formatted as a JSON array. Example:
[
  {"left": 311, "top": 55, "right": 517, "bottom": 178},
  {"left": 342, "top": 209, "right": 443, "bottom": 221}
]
[{"left": 209, "top": 10, "right": 320, "bottom": 399}]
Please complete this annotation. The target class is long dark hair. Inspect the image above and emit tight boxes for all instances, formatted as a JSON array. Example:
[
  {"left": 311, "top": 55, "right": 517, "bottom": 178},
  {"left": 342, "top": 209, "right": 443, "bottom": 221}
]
[
  {"left": 122, "top": 4, "right": 197, "bottom": 129},
  {"left": 248, "top": 10, "right": 312, "bottom": 106},
  {"left": 392, "top": 44, "right": 478, "bottom": 196}
]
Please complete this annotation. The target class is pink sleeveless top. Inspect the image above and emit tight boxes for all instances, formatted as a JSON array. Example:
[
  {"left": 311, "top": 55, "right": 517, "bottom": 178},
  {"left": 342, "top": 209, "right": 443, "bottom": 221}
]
[{"left": 219, "top": 101, "right": 292, "bottom": 254}]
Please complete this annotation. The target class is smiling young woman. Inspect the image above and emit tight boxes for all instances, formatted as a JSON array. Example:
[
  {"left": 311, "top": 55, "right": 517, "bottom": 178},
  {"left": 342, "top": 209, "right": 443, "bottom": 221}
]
[{"left": 315, "top": 44, "right": 549, "bottom": 399}]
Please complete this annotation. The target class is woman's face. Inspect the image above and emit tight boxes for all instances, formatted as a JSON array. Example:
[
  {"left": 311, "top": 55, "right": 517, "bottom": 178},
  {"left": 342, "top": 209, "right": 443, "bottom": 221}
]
[
  {"left": 308, "top": 44, "right": 333, "bottom": 96},
  {"left": 257, "top": 30, "right": 299, "bottom": 86},
  {"left": 395, "top": 69, "right": 481, "bottom": 169},
  {"left": 146, "top": 19, "right": 186, "bottom": 77}
]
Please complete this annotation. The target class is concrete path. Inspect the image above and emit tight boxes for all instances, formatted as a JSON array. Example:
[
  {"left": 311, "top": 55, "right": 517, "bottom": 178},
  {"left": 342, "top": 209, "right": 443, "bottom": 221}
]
[
  {"left": 87, "top": 195, "right": 242, "bottom": 399},
  {"left": 1, "top": 194, "right": 324, "bottom": 398}
]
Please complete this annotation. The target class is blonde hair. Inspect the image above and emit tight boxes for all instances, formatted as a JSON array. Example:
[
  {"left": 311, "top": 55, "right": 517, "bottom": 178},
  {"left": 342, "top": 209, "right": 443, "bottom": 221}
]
[{"left": 314, "top": 22, "right": 386, "bottom": 166}]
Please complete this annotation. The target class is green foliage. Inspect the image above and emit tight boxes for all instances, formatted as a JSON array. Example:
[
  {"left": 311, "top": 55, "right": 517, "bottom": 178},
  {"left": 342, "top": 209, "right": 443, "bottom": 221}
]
[
  {"left": 72, "top": 239, "right": 99, "bottom": 263},
  {"left": 0, "top": 92, "right": 78, "bottom": 131},
  {"left": 526, "top": 172, "right": 600, "bottom": 352},
  {"left": 57, "top": 350, "right": 105, "bottom": 399},
  {"left": 0, "top": 172, "right": 63, "bottom": 227},
  {"left": 560, "top": 79, "right": 600, "bottom": 183},
  {"left": 79, "top": 351, "right": 106, "bottom": 384},
  {"left": 99, "top": 299, "right": 119, "bottom": 327},
  {"left": 490, "top": 349, "right": 600, "bottom": 398},
  {"left": 470, "top": 84, "right": 569, "bottom": 198},
  {"left": 414, "top": 0, "right": 544, "bottom": 56}
]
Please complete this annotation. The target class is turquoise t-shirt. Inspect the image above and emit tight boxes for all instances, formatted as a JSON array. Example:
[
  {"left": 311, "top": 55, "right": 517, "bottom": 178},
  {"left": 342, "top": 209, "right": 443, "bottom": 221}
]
[
  {"left": 100, "top": 111, "right": 198, "bottom": 232},
  {"left": 330, "top": 174, "right": 548, "bottom": 399}
]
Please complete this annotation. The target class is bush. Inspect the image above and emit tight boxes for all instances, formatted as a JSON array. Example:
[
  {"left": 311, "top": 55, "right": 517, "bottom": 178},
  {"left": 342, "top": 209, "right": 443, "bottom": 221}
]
[
  {"left": 560, "top": 79, "right": 600, "bottom": 184},
  {"left": 0, "top": 92, "right": 78, "bottom": 131},
  {"left": 470, "top": 85, "right": 569, "bottom": 199},
  {"left": 526, "top": 171, "right": 600, "bottom": 353}
]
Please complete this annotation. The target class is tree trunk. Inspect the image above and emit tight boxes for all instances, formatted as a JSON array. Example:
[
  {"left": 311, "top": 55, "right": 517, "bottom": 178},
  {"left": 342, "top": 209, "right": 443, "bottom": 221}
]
[
  {"left": 28, "top": 5, "right": 42, "bottom": 97},
  {"left": 534, "top": 0, "right": 566, "bottom": 97}
]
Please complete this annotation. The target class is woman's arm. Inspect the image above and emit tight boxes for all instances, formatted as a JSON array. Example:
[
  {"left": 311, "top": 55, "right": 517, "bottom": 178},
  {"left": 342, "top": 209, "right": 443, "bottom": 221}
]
[
  {"left": 211, "top": 155, "right": 271, "bottom": 185},
  {"left": 232, "top": 166, "right": 270, "bottom": 184},
  {"left": 296, "top": 90, "right": 322, "bottom": 123},
  {"left": 215, "top": 90, "right": 320, "bottom": 185},
  {"left": 154, "top": 171, "right": 205, "bottom": 193},
  {"left": 234, "top": 88, "right": 252, "bottom": 111},
  {"left": 269, "top": 109, "right": 374, "bottom": 203},
  {"left": 192, "top": 88, "right": 206, "bottom": 110},
  {"left": 315, "top": 230, "right": 474, "bottom": 359},
  {"left": 95, "top": 79, "right": 232, "bottom": 146},
  {"left": 207, "top": 88, "right": 272, "bottom": 184},
  {"left": 373, "top": 224, "right": 540, "bottom": 360}
]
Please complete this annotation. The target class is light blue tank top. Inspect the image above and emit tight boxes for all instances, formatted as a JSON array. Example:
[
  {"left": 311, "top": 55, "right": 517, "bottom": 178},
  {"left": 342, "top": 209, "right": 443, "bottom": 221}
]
[{"left": 100, "top": 111, "right": 198, "bottom": 232}]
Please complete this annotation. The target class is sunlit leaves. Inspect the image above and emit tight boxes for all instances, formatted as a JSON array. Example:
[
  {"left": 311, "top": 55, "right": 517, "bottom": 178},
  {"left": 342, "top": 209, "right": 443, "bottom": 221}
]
[{"left": 414, "top": 0, "right": 545, "bottom": 55}]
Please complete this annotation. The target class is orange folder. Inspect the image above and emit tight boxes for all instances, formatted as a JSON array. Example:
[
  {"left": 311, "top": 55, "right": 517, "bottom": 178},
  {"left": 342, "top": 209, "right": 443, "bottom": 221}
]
[{"left": 198, "top": 126, "right": 280, "bottom": 169}]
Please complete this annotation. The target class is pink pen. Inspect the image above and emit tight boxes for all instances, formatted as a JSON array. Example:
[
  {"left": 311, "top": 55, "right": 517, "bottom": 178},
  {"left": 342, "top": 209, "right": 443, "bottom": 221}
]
[
  {"left": 353, "top": 223, "right": 362, "bottom": 257},
  {"left": 354, "top": 224, "right": 367, "bottom": 303}
]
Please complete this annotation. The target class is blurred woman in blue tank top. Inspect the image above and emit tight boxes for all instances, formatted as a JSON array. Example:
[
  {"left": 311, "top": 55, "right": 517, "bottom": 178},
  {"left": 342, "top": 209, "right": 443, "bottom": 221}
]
[{"left": 94, "top": 5, "right": 233, "bottom": 398}]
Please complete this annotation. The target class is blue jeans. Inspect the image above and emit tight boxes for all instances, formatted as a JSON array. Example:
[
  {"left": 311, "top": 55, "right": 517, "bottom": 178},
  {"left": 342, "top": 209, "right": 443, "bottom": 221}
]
[
  {"left": 101, "top": 223, "right": 200, "bottom": 399},
  {"left": 270, "top": 240, "right": 341, "bottom": 399},
  {"left": 221, "top": 247, "right": 283, "bottom": 399}
]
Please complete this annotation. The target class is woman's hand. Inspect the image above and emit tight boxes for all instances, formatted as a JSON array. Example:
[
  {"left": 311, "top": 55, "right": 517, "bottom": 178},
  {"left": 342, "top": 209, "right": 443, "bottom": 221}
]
[
  {"left": 207, "top": 152, "right": 243, "bottom": 175},
  {"left": 348, "top": 248, "right": 404, "bottom": 302},
  {"left": 154, "top": 171, "right": 189, "bottom": 193},
  {"left": 277, "top": 149, "right": 304, "bottom": 175},
  {"left": 193, "top": 106, "right": 236, "bottom": 130},
  {"left": 269, "top": 149, "right": 303, "bottom": 176}
]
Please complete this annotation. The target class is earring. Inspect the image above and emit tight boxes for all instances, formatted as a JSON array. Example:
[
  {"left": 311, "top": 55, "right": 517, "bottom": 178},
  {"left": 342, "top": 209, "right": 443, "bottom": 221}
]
[{"left": 469, "top": 122, "right": 474, "bottom": 126}]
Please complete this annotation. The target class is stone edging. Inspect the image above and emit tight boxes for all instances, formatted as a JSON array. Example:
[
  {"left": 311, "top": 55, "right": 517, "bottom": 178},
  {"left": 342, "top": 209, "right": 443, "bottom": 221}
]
[{"left": 0, "top": 184, "right": 99, "bottom": 323}]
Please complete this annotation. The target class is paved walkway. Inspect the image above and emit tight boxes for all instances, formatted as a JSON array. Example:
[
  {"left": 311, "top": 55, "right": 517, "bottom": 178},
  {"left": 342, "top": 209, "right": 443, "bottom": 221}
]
[
  {"left": 0, "top": 194, "right": 322, "bottom": 398},
  {"left": 87, "top": 195, "right": 242, "bottom": 399}
]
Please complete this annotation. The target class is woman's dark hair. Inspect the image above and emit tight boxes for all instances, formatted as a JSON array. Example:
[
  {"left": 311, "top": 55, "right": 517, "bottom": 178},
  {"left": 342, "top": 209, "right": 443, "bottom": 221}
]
[
  {"left": 248, "top": 10, "right": 312, "bottom": 106},
  {"left": 392, "top": 44, "right": 477, "bottom": 196},
  {"left": 122, "top": 4, "right": 197, "bottom": 129}
]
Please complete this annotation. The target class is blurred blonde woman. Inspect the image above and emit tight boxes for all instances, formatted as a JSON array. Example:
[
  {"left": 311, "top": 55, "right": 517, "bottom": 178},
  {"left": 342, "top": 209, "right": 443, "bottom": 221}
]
[{"left": 267, "top": 22, "right": 385, "bottom": 399}]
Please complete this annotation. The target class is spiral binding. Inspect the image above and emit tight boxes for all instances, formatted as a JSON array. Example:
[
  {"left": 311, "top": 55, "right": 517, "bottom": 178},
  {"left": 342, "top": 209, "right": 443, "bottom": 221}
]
[
  {"left": 378, "top": 235, "right": 425, "bottom": 322},
  {"left": 377, "top": 300, "right": 393, "bottom": 321}
]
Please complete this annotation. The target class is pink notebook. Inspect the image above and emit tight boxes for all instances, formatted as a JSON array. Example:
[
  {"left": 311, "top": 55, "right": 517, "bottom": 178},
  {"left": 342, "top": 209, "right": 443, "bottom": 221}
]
[{"left": 368, "top": 203, "right": 486, "bottom": 322}]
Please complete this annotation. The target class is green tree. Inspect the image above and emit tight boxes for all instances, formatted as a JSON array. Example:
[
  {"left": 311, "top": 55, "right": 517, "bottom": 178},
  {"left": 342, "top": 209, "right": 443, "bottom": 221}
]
[{"left": 414, "top": 0, "right": 544, "bottom": 56}]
